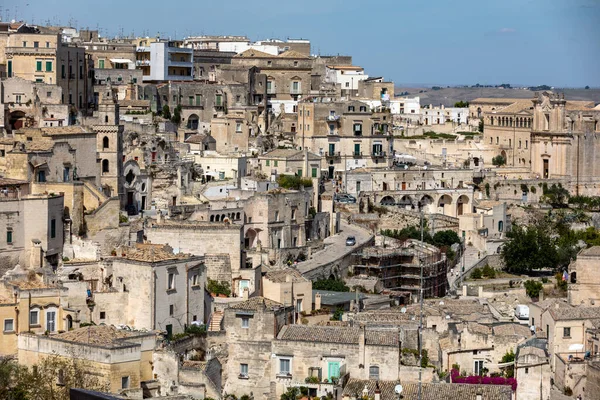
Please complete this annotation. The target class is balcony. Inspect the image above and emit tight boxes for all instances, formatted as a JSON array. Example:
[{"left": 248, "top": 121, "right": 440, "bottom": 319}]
[
  {"left": 327, "top": 115, "right": 340, "bottom": 122},
  {"left": 353, "top": 151, "right": 362, "bottom": 157},
  {"left": 136, "top": 47, "right": 150, "bottom": 52},
  {"left": 326, "top": 151, "right": 341, "bottom": 158},
  {"left": 168, "top": 60, "right": 193, "bottom": 67},
  {"left": 372, "top": 151, "right": 387, "bottom": 158},
  {"left": 6, "top": 47, "right": 56, "bottom": 56},
  {"left": 136, "top": 59, "right": 150, "bottom": 66},
  {"left": 290, "top": 88, "right": 302, "bottom": 95},
  {"left": 267, "top": 87, "right": 277, "bottom": 95}
]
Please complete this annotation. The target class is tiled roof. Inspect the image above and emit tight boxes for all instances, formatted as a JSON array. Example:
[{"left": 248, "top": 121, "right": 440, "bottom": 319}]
[
  {"left": 549, "top": 304, "right": 600, "bottom": 321},
  {"left": 119, "top": 100, "right": 150, "bottom": 108},
  {"left": 467, "top": 322, "right": 491, "bottom": 336},
  {"left": 235, "top": 49, "right": 274, "bottom": 58},
  {"left": 119, "top": 243, "right": 193, "bottom": 263},
  {"left": 0, "top": 178, "right": 29, "bottom": 186},
  {"left": 229, "top": 296, "right": 283, "bottom": 311},
  {"left": 342, "top": 380, "right": 513, "bottom": 400},
  {"left": 565, "top": 100, "right": 595, "bottom": 110},
  {"left": 24, "top": 140, "right": 55, "bottom": 152},
  {"left": 185, "top": 134, "right": 210, "bottom": 144},
  {"left": 277, "top": 325, "right": 399, "bottom": 347},
  {"left": 471, "top": 98, "right": 524, "bottom": 105},
  {"left": 264, "top": 268, "right": 308, "bottom": 283},
  {"left": 278, "top": 50, "right": 310, "bottom": 59},
  {"left": 494, "top": 100, "right": 534, "bottom": 114},
  {"left": 57, "top": 325, "right": 150, "bottom": 347},
  {"left": 578, "top": 246, "right": 600, "bottom": 257},
  {"left": 492, "top": 323, "right": 531, "bottom": 337},
  {"left": 260, "top": 148, "right": 321, "bottom": 160},
  {"left": 19, "top": 126, "right": 92, "bottom": 136},
  {"left": 0, "top": 138, "right": 15, "bottom": 145}
]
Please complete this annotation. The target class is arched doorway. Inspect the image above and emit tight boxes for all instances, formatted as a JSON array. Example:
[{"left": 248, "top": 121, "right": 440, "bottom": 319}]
[
  {"left": 65, "top": 314, "right": 73, "bottom": 331},
  {"left": 187, "top": 114, "right": 199, "bottom": 130},
  {"left": 398, "top": 195, "right": 413, "bottom": 210},
  {"left": 9, "top": 111, "right": 27, "bottom": 131},
  {"left": 501, "top": 150, "right": 507, "bottom": 163},
  {"left": 473, "top": 157, "right": 479, "bottom": 167},
  {"left": 245, "top": 228, "right": 258, "bottom": 249},
  {"left": 419, "top": 195, "right": 434, "bottom": 213},
  {"left": 438, "top": 195, "right": 453, "bottom": 215},
  {"left": 380, "top": 196, "right": 395, "bottom": 206},
  {"left": 457, "top": 195, "right": 470, "bottom": 216}
]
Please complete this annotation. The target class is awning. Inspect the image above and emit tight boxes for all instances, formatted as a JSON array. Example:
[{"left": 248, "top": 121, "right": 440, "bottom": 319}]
[
  {"left": 395, "top": 154, "right": 416, "bottom": 160},
  {"left": 204, "top": 171, "right": 218, "bottom": 177},
  {"left": 569, "top": 344, "right": 584, "bottom": 352},
  {"left": 110, "top": 58, "right": 133, "bottom": 64}
]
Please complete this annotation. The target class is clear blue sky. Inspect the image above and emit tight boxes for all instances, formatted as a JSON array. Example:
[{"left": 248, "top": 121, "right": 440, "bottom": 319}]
[{"left": 12, "top": 0, "right": 600, "bottom": 87}]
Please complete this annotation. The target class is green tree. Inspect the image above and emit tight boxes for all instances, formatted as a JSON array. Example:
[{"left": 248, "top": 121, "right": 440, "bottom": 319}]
[
  {"left": 500, "top": 349, "right": 515, "bottom": 378},
  {"left": 162, "top": 105, "right": 171, "bottom": 120},
  {"left": 172, "top": 104, "right": 183, "bottom": 125},
  {"left": 454, "top": 101, "right": 469, "bottom": 108},
  {"left": 281, "top": 387, "right": 301, "bottom": 400},
  {"left": 492, "top": 155, "right": 506, "bottom": 166},
  {"left": 433, "top": 230, "right": 461, "bottom": 247},
  {"left": 482, "top": 265, "right": 496, "bottom": 279},
  {"left": 501, "top": 223, "right": 559, "bottom": 273},
  {"left": 524, "top": 280, "right": 543, "bottom": 299},
  {"left": 541, "top": 183, "right": 570, "bottom": 207},
  {"left": 471, "top": 268, "right": 483, "bottom": 279},
  {"left": 313, "top": 278, "right": 349, "bottom": 292}
]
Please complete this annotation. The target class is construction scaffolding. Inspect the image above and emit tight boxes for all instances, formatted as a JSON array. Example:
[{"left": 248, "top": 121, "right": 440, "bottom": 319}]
[{"left": 352, "top": 240, "right": 447, "bottom": 298}]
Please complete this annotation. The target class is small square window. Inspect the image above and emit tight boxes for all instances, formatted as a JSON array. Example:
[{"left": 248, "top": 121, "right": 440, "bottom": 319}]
[
  {"left": 100, "top": 311, "right": 106, "bottom": 320},
  {"left": 4, "top": 318, "right": 14, "bottom": 332},
  {"left": 30, "top": 310, "right": 39, "bottom": 325},
  {"left": 240, "top": 363, "right": 249, "bottom": 378},
  {"left": 7, "top": 229, "right": 13, "bottom": 244},
  {"left": 241, "top": 317, "right": 249, "bottom": 328},
  {"left": 121, "top": 376, "right": 130, "bottom": 389},
  {"left": 563, "top": 327, "right": 571, "bottom": 337}
]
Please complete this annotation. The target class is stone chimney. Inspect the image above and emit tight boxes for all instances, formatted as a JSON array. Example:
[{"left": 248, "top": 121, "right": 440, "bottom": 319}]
[
  {"left": 359, "top": 324, "right": 366, "bottom": 368},
  {"left": 30, "top": 240, "right": 43, "bottom": 269},
  {"left": 374, "top": 382, "right": 381, "bottom": 400},
  {"left": 315, "top": 293, "right": 322, "bottom": 310}
]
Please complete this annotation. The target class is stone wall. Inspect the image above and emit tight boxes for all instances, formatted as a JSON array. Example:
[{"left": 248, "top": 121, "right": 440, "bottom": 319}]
[
  {"left": 84, "top": 197, "right": 120, "bottom": 236},
  {"left": 204, "top": 254, "right": 232, "bottom": 285}
]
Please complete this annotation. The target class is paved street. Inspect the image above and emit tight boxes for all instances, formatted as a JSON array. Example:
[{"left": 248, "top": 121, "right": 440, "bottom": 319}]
[
  {"left": 296, "top": 221, "right": 373, "bottom": 275},
  {"left": 449, "top": 245, "right": 483, "bottom": 290}
]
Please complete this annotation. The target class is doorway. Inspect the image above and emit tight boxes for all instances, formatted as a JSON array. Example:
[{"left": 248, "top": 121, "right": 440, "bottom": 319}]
[{"left": 543, "top": 159, "right": 549, "bottom": 179}]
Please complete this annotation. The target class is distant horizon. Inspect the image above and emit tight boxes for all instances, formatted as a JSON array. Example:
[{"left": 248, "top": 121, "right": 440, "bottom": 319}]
[
  {"left": 394, "top": 84, "right": 599, "bottom": 89},
  {"left": 11, "top": 0, "right": 600, "bottom": 87}
]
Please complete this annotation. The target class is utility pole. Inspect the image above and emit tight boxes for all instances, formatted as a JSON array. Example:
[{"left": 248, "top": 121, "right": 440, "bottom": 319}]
[{"left": 418, "top": 211, "right": 424, "bottom": 400}]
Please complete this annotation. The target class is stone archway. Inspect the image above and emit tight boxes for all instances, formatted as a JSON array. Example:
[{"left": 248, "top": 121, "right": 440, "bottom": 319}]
[
  {"left": 9, "top": 110, "right": 27, "bottom": 131},
  {"left": 397, "top": 195, "right": 414, "bottom": 210},
  {"left": 419, "top": 195, "right": 434, "bottom": 213},
  {"left": 437, "top": 194, "right": 453, "bottom": 216},
  {"left": 457, "top": 195, "right": 470, "bottom": 216},
  {"left": 380, "top": 195, "right": 395, "bottom": 206},
  {"left": 245, "top": 228, "right": 258, "bottom": 249}
]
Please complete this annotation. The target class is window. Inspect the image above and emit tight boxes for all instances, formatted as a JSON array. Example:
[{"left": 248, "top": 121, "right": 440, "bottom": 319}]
[
  {"left": 47, "top": 91, "right": 52, "bottom": 98},
  {"left": 7, "top": 229, "right": 13, "bottom": 244},
  {"left": 369, "top": 366, "right": 379, "bottom": 380},
  {"left": 121, "top": 376, "right": 130, "bottom": 389},
  {"left": 7, "top": 60, "right": 12, "bottom": 77},
  {"left": 4, "top": 318, "right": 14, "bottom": 332},
  {"left": 46, "top": 42, "right": 50, "bottom": 48},
  {"left": 215, "top": 94, "right": 223, "bottom": 106},
  {"left": 279, "top": 358, "right": 291, "bottom": 375},
  {"left": 266, "top": 160, "right": 270, "bottom": 166},
  {"left": 51, "top": 219, "right": 56, "bottom": 239},
  {"left": 169, "top": 304, "right": 174, "bottom": 316},
  {"left": 563, "top": 327, "right": 571, "bottom": 338},
  {"left": 189, "top": 96, "right": 194, "bottom": 105},
  {"left": 291, "top": 209, "right": 296, "bottom": 220},
  {"left": 236, "top": 122, "right": 242, "bottom": 133},
  {"left": 345, "top": 82, "right": 350, "bottom": 88},
  {"left": 241, "top": 317, "right": 249, "bottom": 328},
  {"left": 102, "top": 160, "right": 109, "bottom": 174},
  {"left": 360, "top": 106, "right": 366, "bottom": 112},
  {"left": 312, "top": 167, "right": 317, "bottom": 178},
  {"left": 100, "top": 311, "right": 106, "bottom": 320},
  {"left": 474, "top": 360, "right": 484, "bottom": 376},
  {"left": 30, "top": 310, "right": 39, "bottom": 325},
  {"left": 353, "top": 123, "right": 362, "bottom": 136},
  {"left": 274, "top": 160, "right": 278, "bottom": 167},
  {"left": 191, "top": 273, "right": 200, "bottom": 286},
  {"left": 46, "top": 310, "right": 56, "bottom": 332},
  {"left": 195, "top": 94, "right": 202, "bottom": 106},
  {"left": 292, "top": 81, "right": 300, "bottom": 93},
  {"left": 275, "top": 211, "right": 280, "bottom": 221},
  {"left": 240, "top": 363, "right": 249, "bottom": 378},
  {"left": 45, "top": 61, "right": 53, "bottom": 72},
  {"left": 79, "top": 65, "right": 83, "bottom": 79},
  {"left": 525, "top": 140, "right": 528, "bottom": 149},
  {"left": 34, "top": 41, "right": 39, "bottom": 48},
  {"left": 348, "top": 106, "right": 355, "bottom": 112},
  {"left": 525, "top": 367, "right": 529, "bottom": 374}
]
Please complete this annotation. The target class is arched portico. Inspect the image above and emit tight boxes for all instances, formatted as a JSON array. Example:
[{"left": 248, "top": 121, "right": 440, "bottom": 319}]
[{"left": 457, "top": 195, "right": 470, "bottom": 216}]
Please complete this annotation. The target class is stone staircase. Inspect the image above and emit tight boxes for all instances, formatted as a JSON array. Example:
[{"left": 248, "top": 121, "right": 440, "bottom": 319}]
[{"left": 208, "top": 310, "right": 224, "bottom": 332}]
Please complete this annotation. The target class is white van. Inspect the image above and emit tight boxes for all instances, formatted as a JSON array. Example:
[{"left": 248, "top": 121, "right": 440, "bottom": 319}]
[{"left": 515, "top": 305, "right": 530, "bottom": 320}]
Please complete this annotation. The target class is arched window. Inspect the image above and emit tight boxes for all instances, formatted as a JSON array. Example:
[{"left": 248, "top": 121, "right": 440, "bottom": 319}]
[
  {"left": 210, "top": 215, "right": 215, "bottom": 222},
  {"left": 369, "top": 366, "right": 380, "bottom": 380},
  {"left": 102, "top": 136, "right": 109, "bottom": 150},
  {"left": 498, "top": 220, "right": 504, "bottom": 232},
  {"left": 104, "top": 115, "right": 109, "bottom": 123},
  {"left": 102, "top": 159, "right": 109, "bottom": 173}
]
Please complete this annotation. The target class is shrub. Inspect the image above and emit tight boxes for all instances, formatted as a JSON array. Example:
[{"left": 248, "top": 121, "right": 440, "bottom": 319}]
[
  {"left": 185, "top": 324, "right": 206, "bottom": 335},
  {"left": 524, "top": 280, "right": 543, "bottom": 298},
  {"left": 119, "top": 214, "right": 129, "bottom": 223},
  {"left": 313, "top": 278, "right": 349, "bottom": 292},
  {"left": 471, "top": 268, "right": 483, "bottom": 279},
  {"left": 301, "top": 317, "right": 309, "bottom": 325},
  {"left": 555, "top": 273, "right": 568, "bottom": 291},
  {"left": 485, "top": 183, "right": 490, "bottom": 198},
  {"left": 530, "top": 186, "right": 536, "bottom": 194},
  {"left": 277, "top": 175, "right": 313, "bottom": 190},
  {"left": 482, "top": 265, "right": 496, "bottom": 279},
  {"left": 492, "top": 155, "right": 506, "bottom": 166},
  {"left": 207, "top": 279, "right": 231, "bottom": 297}
]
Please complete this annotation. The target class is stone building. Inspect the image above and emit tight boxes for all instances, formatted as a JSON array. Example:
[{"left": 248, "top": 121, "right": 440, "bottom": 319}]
[
  {"left": 18, "top": 325, "right": 157, "bottom": 393},
  {"left": 568, "top": 246, "right": 600, "bottom": 306},
  {"left": 257, "top": 148, "right": 322, "bottom": 178},
  {"left": 231, "top": 49, "right": 312, "bottom": 102},
  {"left": 514, "top": 338, "right": 551, "bottom": 400},
  {"left": 458, "top": 200, "right": 510, "bottom": 253},
  {"left": 77, "top": 31, "right": 136, "bottom": 70},
  {"left": 86, "top": 244, "right": 206, "bottom": 335},
  {"left": 1, "top": 77, "right": 69, "bottom": 134},
  {"left": 262, "top": 268, "right": 312, "bottom": 314},
  {"left": 0, "top": 274, "right": 68, "bottom": 355},
  {"left": 5, "top": 26, "right": 92, "bottom": 115},
  {"left": 223, "top": 297, "right": 292, "bottom": 399},
  {"left": 297, "top": 98, "right": 393, "bottom": 177},
  {"left": 0, "top": 180, "right": 64, "bottom": 272}
]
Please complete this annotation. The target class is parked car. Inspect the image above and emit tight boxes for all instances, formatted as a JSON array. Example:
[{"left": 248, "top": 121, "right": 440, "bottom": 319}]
[
  {"left": 335, "top": 194, "right": 356, "bottom": 204},
  {"left": 346, "top": 236, "right": 356, "bottom": 246}
]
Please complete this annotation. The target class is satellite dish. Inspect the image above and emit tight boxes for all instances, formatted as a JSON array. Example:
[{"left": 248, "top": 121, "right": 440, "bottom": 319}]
[
  {"left": 400, "top": 307, "right": 407, "bottom": 313},
  {"left": 439, "top": 301, "right": 444, "bottom": 305},
  {"left": 394, "top": 385, "right": 403, "bottom": 394},
  {"left": 423, "top": 165, "right": 428, "bottom": 170},
  {"left": 404, "top": 165, "right": 408, "bottom": 170}
]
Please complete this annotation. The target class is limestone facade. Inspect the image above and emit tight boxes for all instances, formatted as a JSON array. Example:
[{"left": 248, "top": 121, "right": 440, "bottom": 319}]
[{"left": 568, "top": 246, "right": 600, "bottom": 306}]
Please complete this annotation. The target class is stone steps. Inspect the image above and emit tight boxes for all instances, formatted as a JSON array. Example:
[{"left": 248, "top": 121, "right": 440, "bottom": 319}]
[{"left": 208, "top": 310, "right": 224, "bottom": 332}]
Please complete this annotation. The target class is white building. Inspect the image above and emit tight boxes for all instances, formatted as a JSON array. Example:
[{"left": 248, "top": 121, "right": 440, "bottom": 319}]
[
  {"left": 422, "top": 105, "right": 469, "bottom": 126},
  {"left": 325, "top": 66, "right": 369, "bottom": 97},
  {"left": 137, "top": 41, "right": 193, "bottom": 82}
]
